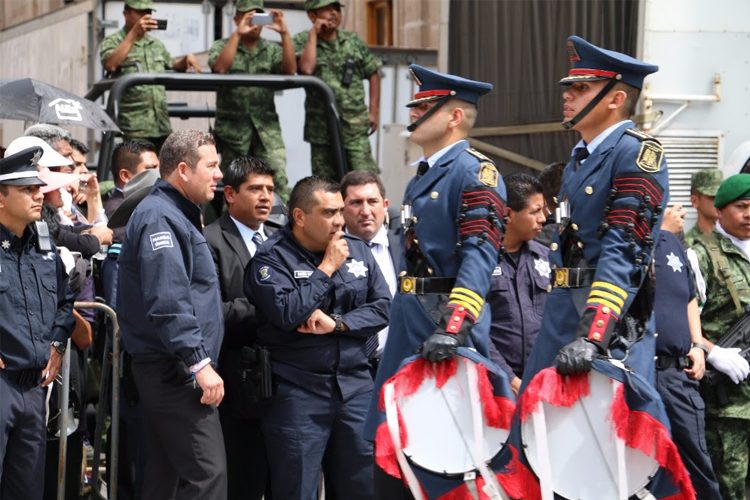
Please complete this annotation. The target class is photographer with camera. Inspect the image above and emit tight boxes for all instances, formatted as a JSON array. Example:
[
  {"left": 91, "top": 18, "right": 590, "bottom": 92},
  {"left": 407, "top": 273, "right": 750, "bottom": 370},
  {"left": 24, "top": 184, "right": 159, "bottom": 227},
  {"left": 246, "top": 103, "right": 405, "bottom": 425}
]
[
  {"left": 209, "top": 0, "right": 295, "bottom": 199},
  {"left": 100, "top": 0, "right": 201, "bottom": 150},
  {"left": 294, "top": 0, "right": 382, "bottom": 179}
]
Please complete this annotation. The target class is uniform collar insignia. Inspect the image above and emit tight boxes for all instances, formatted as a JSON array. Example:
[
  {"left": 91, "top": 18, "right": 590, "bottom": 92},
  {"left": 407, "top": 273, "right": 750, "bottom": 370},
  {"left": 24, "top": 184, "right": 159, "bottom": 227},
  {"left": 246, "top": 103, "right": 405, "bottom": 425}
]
[{"left": 346, "top": 259, "right": 367, "bottom": 278}]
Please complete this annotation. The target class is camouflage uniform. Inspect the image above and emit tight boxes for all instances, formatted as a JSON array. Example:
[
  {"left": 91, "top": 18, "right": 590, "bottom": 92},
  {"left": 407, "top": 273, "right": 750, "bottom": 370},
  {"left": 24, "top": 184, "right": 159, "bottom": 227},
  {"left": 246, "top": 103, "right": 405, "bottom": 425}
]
[
  {"left": 292, "top": 29, "right": 381, "bottom": 179},
  {"left": 208, "top": 37, "right": 289, "bottom": 197},
  {"left": 99, "top": 29, "right": 172, "bottom": 142},
  {"left": 692, "top": 231, "right": 750, "bottom": 500},
  {"left": 684, "top": 224, "right": 703, "bottom": 247}
]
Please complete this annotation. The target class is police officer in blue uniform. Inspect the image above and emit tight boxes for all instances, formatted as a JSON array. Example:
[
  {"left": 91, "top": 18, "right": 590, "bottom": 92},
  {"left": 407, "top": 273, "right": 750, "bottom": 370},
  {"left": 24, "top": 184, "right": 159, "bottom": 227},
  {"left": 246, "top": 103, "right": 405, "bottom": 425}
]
[
  {"left": 0, "top": 146, "right": 75, "bottom": 500},
  {"left": 654, "top": 205, "right": 721, "bottom": 499},
  {"left": 522, "top": 35, "right": 668, "bottom": 381},
  {"left": 488, "top": 173, "right": 549, "bottom": 395},
  {"left": 245, "top": 176, "right": 390, "bottom": 500},
  {"left": 362, "top": 65, "right": 506, "bottom": 496},
  {"left": 116, "top": 130, "right": 227, "bottom": 500}
]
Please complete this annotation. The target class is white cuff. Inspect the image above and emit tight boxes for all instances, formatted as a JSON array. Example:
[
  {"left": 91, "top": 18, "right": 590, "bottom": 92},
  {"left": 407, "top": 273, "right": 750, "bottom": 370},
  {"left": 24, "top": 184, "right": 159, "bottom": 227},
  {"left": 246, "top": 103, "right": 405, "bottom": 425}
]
[{"left": 189, "top": 358, "right": 211, "bottom": 374}]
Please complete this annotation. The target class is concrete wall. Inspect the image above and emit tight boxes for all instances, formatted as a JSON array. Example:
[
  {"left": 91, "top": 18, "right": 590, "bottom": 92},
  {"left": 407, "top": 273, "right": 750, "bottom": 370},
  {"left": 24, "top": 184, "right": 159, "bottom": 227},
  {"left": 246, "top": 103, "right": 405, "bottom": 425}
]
[{"left": 0, "top": 0, "right": 94, "bottom": 146}]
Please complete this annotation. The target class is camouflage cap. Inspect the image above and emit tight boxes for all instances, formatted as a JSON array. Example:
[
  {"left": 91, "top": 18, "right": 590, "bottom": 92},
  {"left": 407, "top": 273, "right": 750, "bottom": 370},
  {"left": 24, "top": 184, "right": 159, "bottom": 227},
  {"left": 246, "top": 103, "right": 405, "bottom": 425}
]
[
  {"left": 235, "top": 0, "right": 264, "bottom": 12},
  {"left": 304, "top": 0, "right": 343, "bottom": 11},
  {"left": 125, "top": 0, "right": 154, "bottom": 10},
  {"left": 691, "top": 169, "right": 724, "bottom": 196}
]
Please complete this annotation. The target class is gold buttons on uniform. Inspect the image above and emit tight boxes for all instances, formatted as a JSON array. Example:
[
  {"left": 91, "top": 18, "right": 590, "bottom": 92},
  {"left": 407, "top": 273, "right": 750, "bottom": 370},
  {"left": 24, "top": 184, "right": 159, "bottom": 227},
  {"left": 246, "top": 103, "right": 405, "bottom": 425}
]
[
  {"left": 430, "top": 191, "right": 439, "bottom": 200},
  {"left": 592, "top": 332, "right": 601, "bottom": 341},
  {"left": 577, "top": 241, "right": 584, "bottom": 249},
  {"left": 399, "top": 271, "right": 407, "bottom": 277},
  {"left": 602, "top": 306, "right": 610, "bottom": 314},
  {"left": 571, "top": 223, "right": 579, "bottom": 231},
  {"left": 596, "top": 320, "right": 604, "bottom": 327},
  {"left": 449, "top": 325, "right": 457, "bottom": 331},
  {"left": 550, "top": 242, "right": 559, "bottom": 251},
  {"left": 585, "top": 186, "right": 593, "bottom": 195}
]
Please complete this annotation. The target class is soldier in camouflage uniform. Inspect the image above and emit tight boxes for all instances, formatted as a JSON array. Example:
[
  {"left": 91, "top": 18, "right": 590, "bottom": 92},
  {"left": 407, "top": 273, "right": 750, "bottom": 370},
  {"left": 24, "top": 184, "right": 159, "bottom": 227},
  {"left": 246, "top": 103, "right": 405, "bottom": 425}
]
[
  {"left": 685, "top": 169, "right": 723, "bottom": 247},
  {"left": 692, "top": 173, "right": 750, "bottom": 500},
  {"left": 294, "top": 0, "right": 382, "bottom": 179},
  {"left": 100, "top": 0, "right": 201, "bottom": 150},
  {"left": 209, "top": 0, "right": 295, "bottom": 198}
]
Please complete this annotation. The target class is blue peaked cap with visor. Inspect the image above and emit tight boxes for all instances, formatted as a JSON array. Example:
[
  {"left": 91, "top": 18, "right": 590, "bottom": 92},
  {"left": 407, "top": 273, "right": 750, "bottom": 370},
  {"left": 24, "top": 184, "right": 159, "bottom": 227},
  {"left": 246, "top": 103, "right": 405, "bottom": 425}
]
[
  {"left": 405, "top": 64, "right": 492, "bottom": 131},
  {"left": 559, "top": 36, "right": 658, "bottom": 129}
]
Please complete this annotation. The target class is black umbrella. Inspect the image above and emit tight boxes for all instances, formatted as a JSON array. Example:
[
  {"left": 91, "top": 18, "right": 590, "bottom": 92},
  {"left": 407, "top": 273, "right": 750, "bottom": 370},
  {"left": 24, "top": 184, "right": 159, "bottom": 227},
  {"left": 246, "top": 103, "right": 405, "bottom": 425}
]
[{"left": 0, "top": 78, "right": 120, "bottom": 132}]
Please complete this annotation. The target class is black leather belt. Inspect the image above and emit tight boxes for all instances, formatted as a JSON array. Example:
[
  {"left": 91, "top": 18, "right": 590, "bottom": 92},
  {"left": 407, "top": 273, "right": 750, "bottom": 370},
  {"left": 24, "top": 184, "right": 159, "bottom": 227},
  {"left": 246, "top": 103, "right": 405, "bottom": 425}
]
[
  {"left": 399, "top": 276, "right": 455, "bottom": 295},
  {"left": 655, "top": 355, "right": 691, "bottom": 370},
  {"left": 552, "top": 267, "right": 596, "bottom": 288},
  {"left": 1, "top": 368, "right": 41, "bottom": 389}
]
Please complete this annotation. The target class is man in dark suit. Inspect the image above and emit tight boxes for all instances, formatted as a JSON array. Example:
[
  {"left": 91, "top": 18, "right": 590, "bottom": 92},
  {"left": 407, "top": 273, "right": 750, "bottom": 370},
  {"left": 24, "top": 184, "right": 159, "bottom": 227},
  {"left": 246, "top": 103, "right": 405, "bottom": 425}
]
[
  {"left": 204, "top": 156, "right": 277, "bottom": 500},
  {"left": 341, "top": 171, "right": 398, "bottom": 377}
]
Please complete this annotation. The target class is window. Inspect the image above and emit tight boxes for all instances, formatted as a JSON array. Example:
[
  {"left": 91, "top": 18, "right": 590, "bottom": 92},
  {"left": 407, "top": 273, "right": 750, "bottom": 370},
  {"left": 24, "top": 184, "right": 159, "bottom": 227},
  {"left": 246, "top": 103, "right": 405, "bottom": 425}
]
[{"left": 367, "top": 0, "right": 392, "bottom": 46}]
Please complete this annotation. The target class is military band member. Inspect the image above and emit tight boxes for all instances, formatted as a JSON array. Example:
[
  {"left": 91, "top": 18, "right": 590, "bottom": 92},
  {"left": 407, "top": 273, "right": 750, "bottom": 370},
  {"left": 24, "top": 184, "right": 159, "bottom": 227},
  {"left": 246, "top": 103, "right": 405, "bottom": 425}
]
[
  {"left": 363, "top": 65, "right": 505, "bottom": 497},
  {"left": 522, "top": 36, "right": 668, "bottom": 381}
]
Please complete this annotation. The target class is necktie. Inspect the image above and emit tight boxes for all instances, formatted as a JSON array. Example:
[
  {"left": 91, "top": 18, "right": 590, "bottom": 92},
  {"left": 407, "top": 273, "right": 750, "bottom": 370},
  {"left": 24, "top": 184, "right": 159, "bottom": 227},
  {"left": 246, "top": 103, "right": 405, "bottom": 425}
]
[
  {"left": 252, "top": 231, "right": 264, "bottom": 249},
  {"left": 416, "top": 161, "right": 429, "bottom": 177},
  {"left": 574, "top": 147, "right": 589, "bottom": 170}
]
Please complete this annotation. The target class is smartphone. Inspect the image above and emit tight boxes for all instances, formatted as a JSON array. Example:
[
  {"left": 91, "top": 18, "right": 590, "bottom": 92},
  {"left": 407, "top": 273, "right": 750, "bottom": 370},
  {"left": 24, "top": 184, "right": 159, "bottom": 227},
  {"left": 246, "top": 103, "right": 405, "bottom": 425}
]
[
  {"left": 154, "top": 19, "right": 168, "bottom": 30},
  {"left": 251, "top": 12, "right": 273, "bottom": 25}
]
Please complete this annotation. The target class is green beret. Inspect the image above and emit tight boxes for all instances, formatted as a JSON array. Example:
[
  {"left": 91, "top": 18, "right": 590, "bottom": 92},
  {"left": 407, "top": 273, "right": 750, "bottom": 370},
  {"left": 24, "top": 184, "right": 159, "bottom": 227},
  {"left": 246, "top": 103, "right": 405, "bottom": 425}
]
[
  {"left": 304, "top": 0, "right": 343, "bottom": 11},
  {"left": 235, "top": 0, "right": 264, "bottom": 12},
  {"left": 125, "top": 0, "right": 154, "bottom": 10},
  {"left": 691, "top": 169, "right": 723, "bottom": 197},
  {"left": 714, "top": 174, "right": 750, "bottom": 208}
]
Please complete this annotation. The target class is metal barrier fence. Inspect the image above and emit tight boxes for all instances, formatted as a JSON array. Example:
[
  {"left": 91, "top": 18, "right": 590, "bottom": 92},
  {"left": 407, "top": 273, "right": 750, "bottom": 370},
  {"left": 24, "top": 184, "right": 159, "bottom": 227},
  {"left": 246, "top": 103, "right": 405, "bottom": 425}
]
[{"left": 58, "top": 301, "right": 120, "bottom": 500}]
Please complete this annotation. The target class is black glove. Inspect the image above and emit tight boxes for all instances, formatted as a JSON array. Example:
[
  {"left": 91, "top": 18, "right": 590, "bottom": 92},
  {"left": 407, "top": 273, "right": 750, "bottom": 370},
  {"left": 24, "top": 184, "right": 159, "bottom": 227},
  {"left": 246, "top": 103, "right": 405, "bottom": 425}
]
[
  {"left": 555, "top": 337, "right": 601, "bottom": 375},
  {"left": 421, "top": 332, "right": 465, "bottom": 363}
]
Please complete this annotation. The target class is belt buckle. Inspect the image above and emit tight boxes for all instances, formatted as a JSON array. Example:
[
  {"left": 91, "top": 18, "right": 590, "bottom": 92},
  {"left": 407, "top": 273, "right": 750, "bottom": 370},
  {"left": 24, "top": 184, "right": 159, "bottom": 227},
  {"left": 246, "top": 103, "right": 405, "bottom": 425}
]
[
  {"left": 400, "top": 276, "right": 417, "bottom": 294},
  {"left": 554, "top": 268, "right": 569, "bottom": 288}
]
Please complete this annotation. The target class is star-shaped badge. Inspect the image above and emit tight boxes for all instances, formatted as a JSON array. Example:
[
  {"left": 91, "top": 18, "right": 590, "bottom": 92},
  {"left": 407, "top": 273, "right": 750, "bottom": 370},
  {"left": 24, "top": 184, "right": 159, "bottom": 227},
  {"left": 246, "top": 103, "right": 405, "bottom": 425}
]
[
  {"left": 534, "top": 257, "right": 551, "bottom": 279},
  {"left": 1, "top": 240, "right": 9, "bottom": 250},
  {"left": 666, "top": 252, "right": 683, "bottom": 273},
  {"left": 346, "top": 259, "right": 368, "bottom": 278}
]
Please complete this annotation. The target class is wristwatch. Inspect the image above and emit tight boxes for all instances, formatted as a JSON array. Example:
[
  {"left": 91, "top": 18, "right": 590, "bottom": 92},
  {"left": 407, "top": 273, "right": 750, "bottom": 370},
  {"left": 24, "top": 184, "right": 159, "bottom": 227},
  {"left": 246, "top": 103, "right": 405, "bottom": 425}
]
[
  {"left": 691, "top": 342, "right": 709, "bottom": 355},
  {"left": 332, "top": 314, "right": 345, "bottom": 333},
  {"left": 51, "top": 340, "right": 66, "bottom": 356}
]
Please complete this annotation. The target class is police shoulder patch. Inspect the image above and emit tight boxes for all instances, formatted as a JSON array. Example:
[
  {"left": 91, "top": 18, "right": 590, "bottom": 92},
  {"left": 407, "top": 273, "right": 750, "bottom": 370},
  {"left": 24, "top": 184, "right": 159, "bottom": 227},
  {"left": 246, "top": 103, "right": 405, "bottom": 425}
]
[
  {"left": 478, "top": 161, "right": 499, "bottom": 187},
  {"left": 635, "top": 140, "right": 664, "bottom": 173}
]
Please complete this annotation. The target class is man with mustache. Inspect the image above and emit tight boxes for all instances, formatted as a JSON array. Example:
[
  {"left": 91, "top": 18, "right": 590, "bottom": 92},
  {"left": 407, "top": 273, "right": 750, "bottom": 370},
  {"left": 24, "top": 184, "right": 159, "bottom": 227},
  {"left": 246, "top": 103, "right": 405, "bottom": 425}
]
[
  {"left": 294, "top": 0, "right": 382, "bottom": 179},
  {"left": 204, "top": 156, "right": 278, "bottom": 500},
  {"left": 246, "top": 176, "right": 390, "bottom": 499}
]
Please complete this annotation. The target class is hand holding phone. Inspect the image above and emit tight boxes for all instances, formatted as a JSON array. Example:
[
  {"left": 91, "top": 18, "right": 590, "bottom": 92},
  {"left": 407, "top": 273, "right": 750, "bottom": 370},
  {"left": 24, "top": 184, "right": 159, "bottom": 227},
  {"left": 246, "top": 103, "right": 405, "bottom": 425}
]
[
  {"left": 154, "top": 19, "right": 168, "bottom": 30},
  {"left": 251, "top": 12, "right": 273, "bottom": 25}
]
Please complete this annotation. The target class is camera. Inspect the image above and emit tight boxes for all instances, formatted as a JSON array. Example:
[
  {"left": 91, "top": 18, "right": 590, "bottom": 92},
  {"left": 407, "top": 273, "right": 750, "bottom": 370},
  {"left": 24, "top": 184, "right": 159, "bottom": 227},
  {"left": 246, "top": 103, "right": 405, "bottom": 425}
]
[
  {"left": 154, "top": 19, "right": 168, "bottom": 30},
  {"left": 251, "top": 12, "right": 273, "bottom": 25}
]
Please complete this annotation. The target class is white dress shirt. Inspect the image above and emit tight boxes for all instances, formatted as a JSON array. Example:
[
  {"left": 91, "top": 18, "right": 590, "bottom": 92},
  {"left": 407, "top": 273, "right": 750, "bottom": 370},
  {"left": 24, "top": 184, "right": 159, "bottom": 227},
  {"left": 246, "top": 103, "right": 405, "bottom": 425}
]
[
  {"left": 230, "top": 216, "right": 266, "bottom": 257},
  {"left": 367, "top": 226, "right": 397, "bottom": 357}
]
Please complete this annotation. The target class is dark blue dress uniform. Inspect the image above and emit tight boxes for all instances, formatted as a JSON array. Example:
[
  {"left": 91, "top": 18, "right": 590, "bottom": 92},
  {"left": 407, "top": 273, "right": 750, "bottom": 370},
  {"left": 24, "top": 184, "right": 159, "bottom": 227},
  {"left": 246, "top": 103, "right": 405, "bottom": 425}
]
[
  {"left": 653, "top": 231, "right": 721, "bottom": 499},
  {"left": 365, "top": 66, "right": 506, "bottom": 446},
  {"left": 522, "top": 36, "right": 668, "bottom": 384},
  {"left": 0, "top": 147, "right": 75, "bottom": 500},
  {"left": 116, "top": 178, "right": 226, "bottom": 500},
  {"left": 488, "top": 240, "right": 550, "bottom": 380},
  {"left": 245, "top": 227, "right": 390, "bottom": 500}
]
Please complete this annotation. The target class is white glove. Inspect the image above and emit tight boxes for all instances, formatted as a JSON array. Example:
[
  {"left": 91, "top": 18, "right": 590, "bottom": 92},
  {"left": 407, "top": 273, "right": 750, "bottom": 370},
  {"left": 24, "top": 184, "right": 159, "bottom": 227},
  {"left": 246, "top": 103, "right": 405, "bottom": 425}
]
[{"left": 707, "top": 346, "right": 750, "bottom": 384}]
